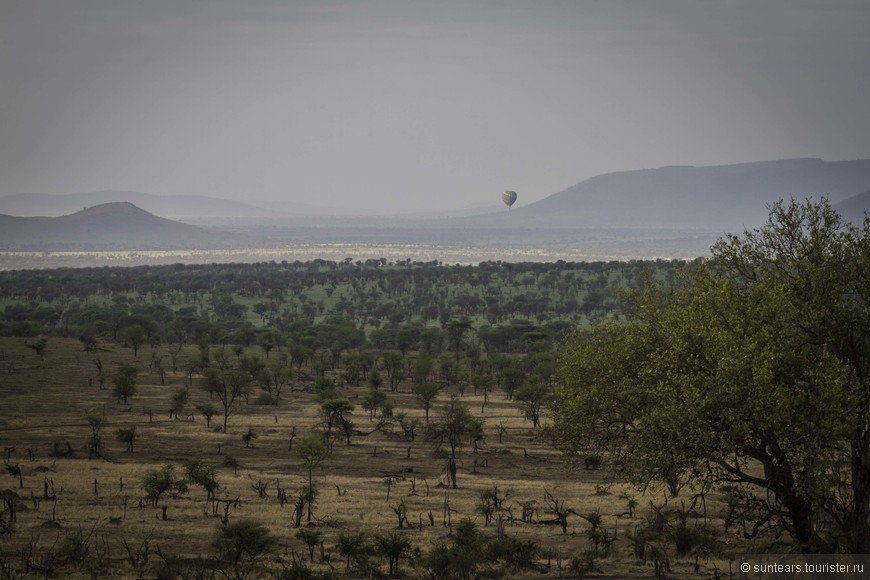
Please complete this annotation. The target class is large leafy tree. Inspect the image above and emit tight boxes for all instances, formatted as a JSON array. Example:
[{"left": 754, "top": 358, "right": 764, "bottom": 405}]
[{"left": 550, "top": 200, "right": 870, "bottom": 553}]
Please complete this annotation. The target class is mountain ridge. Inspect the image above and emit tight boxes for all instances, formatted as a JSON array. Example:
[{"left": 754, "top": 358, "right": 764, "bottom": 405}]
[{"left": 454, "top": 158, "right": 870, "bottom": 229}]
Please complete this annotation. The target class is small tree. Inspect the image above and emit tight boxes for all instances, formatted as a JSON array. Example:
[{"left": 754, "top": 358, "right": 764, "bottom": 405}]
[
  {"left": 122, "top": 325, "right": 146, "bottom": 358},
  {"left": 4, "top": 462, "right": 23, "bottom": 488},
  {"left": 112, "top": 364, "right": 138, "bottom": 405},
  {"left": 242, "top": 428, "right": 258, "bottom": 449},
  {"left": 445, "top": 319, "right": 473, "bottom": 361},
  {"left": 337, "top": 531, "right": 371, "bottom": 572},
  {"left": 86, "top": 414, "right": 107, "bottom": 459},
  {"left": 361, "top": 389, "right": 389, "bottom": 421},
  {"left": 170, "top": 388, "right": 190, "bottom": 419},
  {"left": 197, "top": 403, "right": 217, "bottom": 428},
  {"left": 368, "top": 368, "right": 384, "bottom": 390},
  {"left": 26, "top": 337, "right": 48, "bottom": 360},
  {"left": 212, "top": 519, "right": 276, "bottom": 580},
  {"left": 321, "top": 399, "right": 355, "bottom": 445},
  {"left": 292, "top": 435, "right": 332, "bottom": 523},
  {"left": 202, "top": 352, "right": 253, "bottom": 432},
  {"left": 514, "top": 382, "right": 550, "bottom": 428},
  {"left": 142, "top": 464, "right": 185, "bottom": 507},
  {"left": 381, "top": 351, "right": 405, "bottom": 391},
  {"left": 433, "top": 396, "right": 479, "bottom": 488},
  {"left": 79, "top": 335, "right": 98, "bottom": 352},
  {"left": 296, "top": 528, "right": 322, "bottom": 562},
  {"left": 184, "top": 457, "right": 220, "bottom": 500},
  {"left": 375, "top": 531, "right": 412, "bottom": 576},
  {"left": 413, "top": 382, "right": 440, "bottom": 425},
  {"left": 116, "top": 426, "right": 137, "bottom": 452}
]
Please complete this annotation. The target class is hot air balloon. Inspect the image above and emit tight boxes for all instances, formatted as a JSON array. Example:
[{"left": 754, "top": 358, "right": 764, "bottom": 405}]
[{"left": 502, "top": 190, "right": 517, "bottom": 208}]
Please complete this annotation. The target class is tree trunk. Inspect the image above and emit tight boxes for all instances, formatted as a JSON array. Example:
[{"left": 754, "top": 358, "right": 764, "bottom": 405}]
[
  {"left": 847, "top": 438, "right": 870, "bottom": 553},
  {"left": 307, "top": 469, "right": 313, "bottom": 523}
]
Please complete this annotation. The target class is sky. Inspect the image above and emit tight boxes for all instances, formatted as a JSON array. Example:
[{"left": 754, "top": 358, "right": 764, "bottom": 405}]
[{"left": 2, "top": 0, "right": 869, "bottom": 214}]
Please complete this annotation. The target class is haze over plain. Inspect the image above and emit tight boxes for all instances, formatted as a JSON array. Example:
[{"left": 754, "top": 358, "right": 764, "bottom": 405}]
[{"left": 2, "top": 0, "right": 869, "bottom": 216}]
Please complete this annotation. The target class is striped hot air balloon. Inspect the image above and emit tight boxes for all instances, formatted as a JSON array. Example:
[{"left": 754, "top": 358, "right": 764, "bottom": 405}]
[{"left": 502, "top": 190, "right": 517, "bottom": 208}]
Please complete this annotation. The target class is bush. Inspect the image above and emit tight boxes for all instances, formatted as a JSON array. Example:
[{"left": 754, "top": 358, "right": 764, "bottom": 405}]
[{"left": 486, "top": 536, "right": 540, "bottom": 570}]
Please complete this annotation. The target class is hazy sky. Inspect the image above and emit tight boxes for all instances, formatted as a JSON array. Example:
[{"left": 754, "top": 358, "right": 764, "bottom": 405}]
[{"left": 2, "top": 0, "right": 869, "bottom": 213}]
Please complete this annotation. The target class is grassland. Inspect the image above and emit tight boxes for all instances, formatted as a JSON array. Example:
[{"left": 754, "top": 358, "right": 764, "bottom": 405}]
[
  {"left": 0, "top": 335, "right": 743, "bottom": 579},
  {"left": 0, "top": 260, "right": 750, "bottom": 578}
]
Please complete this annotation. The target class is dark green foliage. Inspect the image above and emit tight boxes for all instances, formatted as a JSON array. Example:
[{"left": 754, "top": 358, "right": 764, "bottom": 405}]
[
  {"left": 196, "top": 403, "right": 217, "bottom": 428},
  {"left": 201, "top": 349, "right": 253, "bottom": 432},
  {"left": 292, "top": 435, "right": 332, "bottom": 523},
  {"left": 295, "top": 528, "right": 322, "bottom": 561},
  {"left": 112, "top": 364, "right": 138, "bottom": 405},
  {"left": 184, "top": 457, "right": 220, "bottom": 500},
  {"left": 170, "top": 387, "right": 189, "bottom": 418},
  {"left": 374, "top": 531, "right": 412, "bottom": 576},
  {"left": 241, "top": 428, "right": 257, "bottom": 448},
  {"left": 336, "top": 531, "right": 374, "bottom": 573},
  {"left": 86, "top": 414, "right": 107, "bottom": 459},
  {"left": 432, "top": 396, "right": 479, "bottom": 488},
  {"left": 485, "top": 536, "right": 540, "bottom": 570},
  {"left": 514, "top": 382, "right": 550, "bottom": 428},
  {"left": 115, "top": 426, "right": 136, "bottom": 452},
  {"left": 552, "top": 200, "right": 870, "bottom": 554},
  {"left": 141, "top": 464, "right": 186, "bottom": 507},
  {"left": 26, "top": 337, "right": 48, "bottom": 359},
  {"left": 212, "top": 519, "right": 276, "bottom": 577}
]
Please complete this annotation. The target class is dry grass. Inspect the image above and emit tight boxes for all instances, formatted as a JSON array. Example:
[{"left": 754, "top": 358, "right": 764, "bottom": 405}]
[{"left": 0, "top": 337, "right": 735, "bottom": 578}]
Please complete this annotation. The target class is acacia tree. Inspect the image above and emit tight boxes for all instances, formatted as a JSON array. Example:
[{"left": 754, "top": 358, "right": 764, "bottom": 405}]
[
  {"left": 381, "top": 351, "right": 405, "bottom": 391},
  {"left": 413, "top": 382, "right": 440, "bottom": 425},
  {"left": 184, "top": 457, "right": 220, "bottom": 500},
  {"left": 212, "top": 519, "right": 276, "bottom": 580},
  {"left": 292, "top": 435, "right": 333, "bottom": 523},
  {"left": 116, "top": 426, "right": 137, "bottom": 452},
  {"left": 445, "top": 319, "right": 473, "bottom": 361},
  {"left": 257, "top": 352, "right": 293, "bottom": 404},
  {"left": 122, "top": 325, "right": 146, "bottom": 358},
  {"left": 112, "top": 364, "right": 138, "bottom": 405},
  {"left": 550, "top": 200, "right": 870, "bottom": 554},
  {"left": 202, "top": 351, "right": 253, "bottom": 432},
  {"left": 514, "top": 382, "right": 550, "bottom": 428},
  {"left": 142, "top": 464, "right": 186, "bottom": 507},
  {"left": 197, "top": 403, "right": 218, "bottom": 428},
  {"left": 170, "top": 388, "right": 189, "bottom": 419},
  {"left": 434, "top": 396, "right": 480, "bottom": 488},
  {"left": 86, "top": 414, "right": 107, "bottom": 459},
  {"left": 26, "top": 337, "right": 48, "bottom": 360},
  {"left": 321, "top": 399, "right": 355, "bottom": 445}
]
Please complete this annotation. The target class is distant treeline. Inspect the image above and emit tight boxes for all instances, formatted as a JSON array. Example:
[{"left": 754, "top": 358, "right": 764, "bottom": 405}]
[{"left": 0, "top": 259, "right": 685, "bottom": 354}]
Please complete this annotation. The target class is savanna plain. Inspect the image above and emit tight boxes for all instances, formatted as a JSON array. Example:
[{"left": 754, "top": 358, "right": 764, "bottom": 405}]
[{"left": 0, "top": 214, "right": 860, "bottom": 580}]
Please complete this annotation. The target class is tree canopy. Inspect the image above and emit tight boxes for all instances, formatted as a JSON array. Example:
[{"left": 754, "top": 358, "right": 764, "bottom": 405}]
[{"left": 550, "top": 200, "right": 870, "bottom": 553}]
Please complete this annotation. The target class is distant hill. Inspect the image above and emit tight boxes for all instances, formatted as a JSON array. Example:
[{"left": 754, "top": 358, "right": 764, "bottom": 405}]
[
  {"left": 0, "top": 202, "right": 249, "bottom": 250},
  {"left": 835, "top": 190, "right": 870, "bottom": 225},
  {"left": 0, "top": 190, "right": 276, "bottom": 219},
  {"left": 457, "top": 158, "right": 870, "bottom": 230}
]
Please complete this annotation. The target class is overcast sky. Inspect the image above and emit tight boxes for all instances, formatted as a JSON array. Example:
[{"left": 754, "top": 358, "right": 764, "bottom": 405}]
[{"left": 2, "top": 0, "right": 869, "bottom": 213}]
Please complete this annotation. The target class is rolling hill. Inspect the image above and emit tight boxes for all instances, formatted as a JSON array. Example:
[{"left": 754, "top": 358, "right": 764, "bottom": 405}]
[
  {"left": 0, "top": 190, "right": 275, "bottom": 219},
  {"left": 0, "top": 202, "right": 249, "bottom": 250},
  {"left": 458, "top": 158, "right": 870, "bottom": 230}
]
